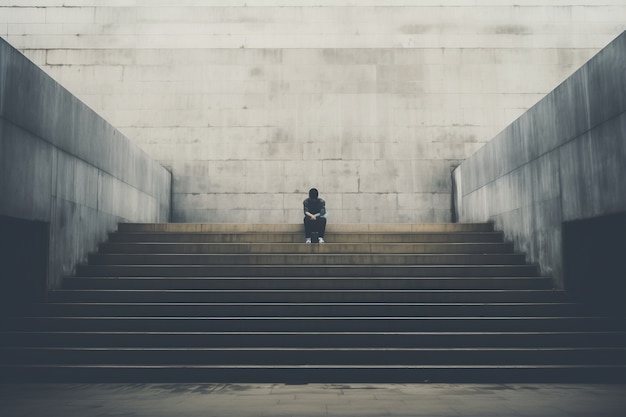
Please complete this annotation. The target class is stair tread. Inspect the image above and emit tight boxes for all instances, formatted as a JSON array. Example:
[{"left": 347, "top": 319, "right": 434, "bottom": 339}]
[
  {"left": 117, "top": 223, "right": 495, "bottom": 233},
  {"left": 32, "top": 302, "right": 576, "bottom": 306},
  {"left": 5, "top": 347, "right": 623, "bottom": 351},
  {"left": 52, "top": 289, "right": 559, "bottom": 293},
  {"left": 99, "top": 242, "right": 513, "bottom": 247},
  {"left": 5, "top": 330, "right": 622, "bottom": 334},
  {"left": 14, "top": 316, "right": 610, "bottom": 320},
  {"left": 4, "top": 364, "right": 623, "bottom": 369},
  {"left": 65, "top": 276, "right": 549, "bottom": 280},
  {"left": 81, "top": 264, "right": 532, "bottom": 266}
]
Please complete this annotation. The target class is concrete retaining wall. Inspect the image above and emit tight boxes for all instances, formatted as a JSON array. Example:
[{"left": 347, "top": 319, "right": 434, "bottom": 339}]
[
  {"left": 0, "top": 38, "right": 171, "bottom": 289},
  {"left": 453, "top": 31, "right": 626, "bottom": 289},
  {"left": 2, "top": 2, "right": 624, "bottom": 223}
]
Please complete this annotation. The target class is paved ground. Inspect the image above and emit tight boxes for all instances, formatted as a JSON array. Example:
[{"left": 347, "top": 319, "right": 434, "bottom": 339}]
[{"left": 1, "top": 383, "right": 625, "bottom": 416}]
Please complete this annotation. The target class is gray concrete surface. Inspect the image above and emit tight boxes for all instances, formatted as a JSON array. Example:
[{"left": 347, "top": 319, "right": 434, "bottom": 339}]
[
  {"left": 0, "top": 38, "right": 171, "bottom": 289},
  {"left": 0, "top": 383, "right": 625, "bottom": 417},
  {"left": 453, "top": 31, "right": 626, "bottom": 290},
  {"left": 2, "top": 2, "right": 625, "bottom": 223}
]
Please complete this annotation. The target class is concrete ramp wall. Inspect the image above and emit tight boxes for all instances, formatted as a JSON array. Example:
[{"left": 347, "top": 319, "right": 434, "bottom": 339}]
[
  {"left": 453, "top": 31, "right": 626, "bottom": 290},
  {"left": 0, "top": 38, "right": 171, "bottom": 291}
]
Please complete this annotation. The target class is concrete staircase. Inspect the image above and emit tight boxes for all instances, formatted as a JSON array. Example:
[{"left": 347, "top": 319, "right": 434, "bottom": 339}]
[{"left": 1, "top": 223, "right": 624, "bottom": 383}]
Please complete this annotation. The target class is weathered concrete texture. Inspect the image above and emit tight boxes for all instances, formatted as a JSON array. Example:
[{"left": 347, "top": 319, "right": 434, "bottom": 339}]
[
  {"left": 0, "top": 38, "right": 171, "bottom": 288},
  {"left": 1, "top": 383, "right": 626, "bottom": 417},
  {"left": 2, "top": 2, "right": 624, "bottom": 223},
  {"left": 453, "top": 31, "right": 626, "bottom": 289}
]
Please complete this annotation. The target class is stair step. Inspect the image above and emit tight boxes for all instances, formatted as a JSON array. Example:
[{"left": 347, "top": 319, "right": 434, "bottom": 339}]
[
  {"left": 28, "top": 302, "right": 579, "bottom": 317},
  {"left": 75, "top": 264, "right": 540, "bottom": 277},
  {"left": 62, "top": 276, "right": 554, "bottom": 290},
  {"left": 87, "top": 253, "right": 528, "bottom": 265},
  {"left": 46, "top": 289, "right": 566, "bottom": 303},
  {"left": 97, "top": 242, "right": 516, "bottom": 254},
  {"left": 117, "top": 223, "right": 495, "bottom": 233},
  {"left": 3, "top": 347, "right": 623, "bottom": 366},
  {"left": 3, "top": 331, "right": 623, "bottom": 348},
  {"left": 1, "top": 364, "right": 624, "bottom": 383},
  {"left": 7, "top": 317, "right": 617, "bottom": 332},
  {"left": 108, "top": 232, "right": 505, "bottom": 244}
]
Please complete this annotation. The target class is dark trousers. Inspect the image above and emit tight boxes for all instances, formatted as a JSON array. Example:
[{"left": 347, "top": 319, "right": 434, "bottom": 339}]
[{"left": 304, "top": 216, "right": 326, "bottom": 238}]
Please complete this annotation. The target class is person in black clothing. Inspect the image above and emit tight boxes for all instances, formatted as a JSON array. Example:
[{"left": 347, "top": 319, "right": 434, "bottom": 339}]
[{"left": 303, "top": 188, "right": 326, "bottom": 243}]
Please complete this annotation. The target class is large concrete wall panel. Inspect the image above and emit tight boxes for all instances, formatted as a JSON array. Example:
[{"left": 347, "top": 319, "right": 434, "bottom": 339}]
[
  {"left": 453, "top": 31, "right": 626, "bottom": 289},
  {"left": 0, "top": 38, "right": 171, "bottom": 289}
]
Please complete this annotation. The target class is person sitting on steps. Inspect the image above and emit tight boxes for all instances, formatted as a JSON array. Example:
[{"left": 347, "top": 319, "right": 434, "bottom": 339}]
[{"left": 303, "top": 188, "right": 327, "bottom": 243}]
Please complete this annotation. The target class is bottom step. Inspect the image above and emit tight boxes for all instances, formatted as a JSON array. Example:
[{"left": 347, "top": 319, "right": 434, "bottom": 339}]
[{"left": 1, "top": 364, "right": 624, "bottom": 383}]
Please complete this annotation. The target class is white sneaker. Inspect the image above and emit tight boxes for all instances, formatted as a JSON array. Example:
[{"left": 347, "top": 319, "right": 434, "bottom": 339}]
[
  {"left": 318, "top": 237, "right": 325, "bottom": 243},
  {"left": 305, "top": 238, "right": 311, "bottom": 244}
]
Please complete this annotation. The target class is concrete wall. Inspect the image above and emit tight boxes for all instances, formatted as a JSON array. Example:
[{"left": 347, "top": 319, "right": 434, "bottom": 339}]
[
  {"left": 2, "top": 1, "right": 624, "bottom": 223},
  {"left": 453, "top": 31, "right": 626, "bottom": 289},
  {"left": 0, "top": 38, "right": 171, "bottom": 290}
]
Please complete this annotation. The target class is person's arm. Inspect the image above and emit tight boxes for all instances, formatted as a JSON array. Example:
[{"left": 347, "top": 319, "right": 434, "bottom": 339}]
[
  {"left": 318, "top": 199, "right": 326, "bottom": 218},
  {"left": 304, "top": 199, "right": 317, "bottom": 220}
]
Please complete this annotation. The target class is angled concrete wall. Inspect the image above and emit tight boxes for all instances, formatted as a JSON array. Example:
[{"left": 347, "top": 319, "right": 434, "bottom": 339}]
[
  {"left": 453, "top": 31, "right": 626, "bottom": 289},
  {"left": 0, "top": 38, "right": 171, "bottom": 290},
  {"left": 2, "top": 1, "right": 624, "bottom": 223}
]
